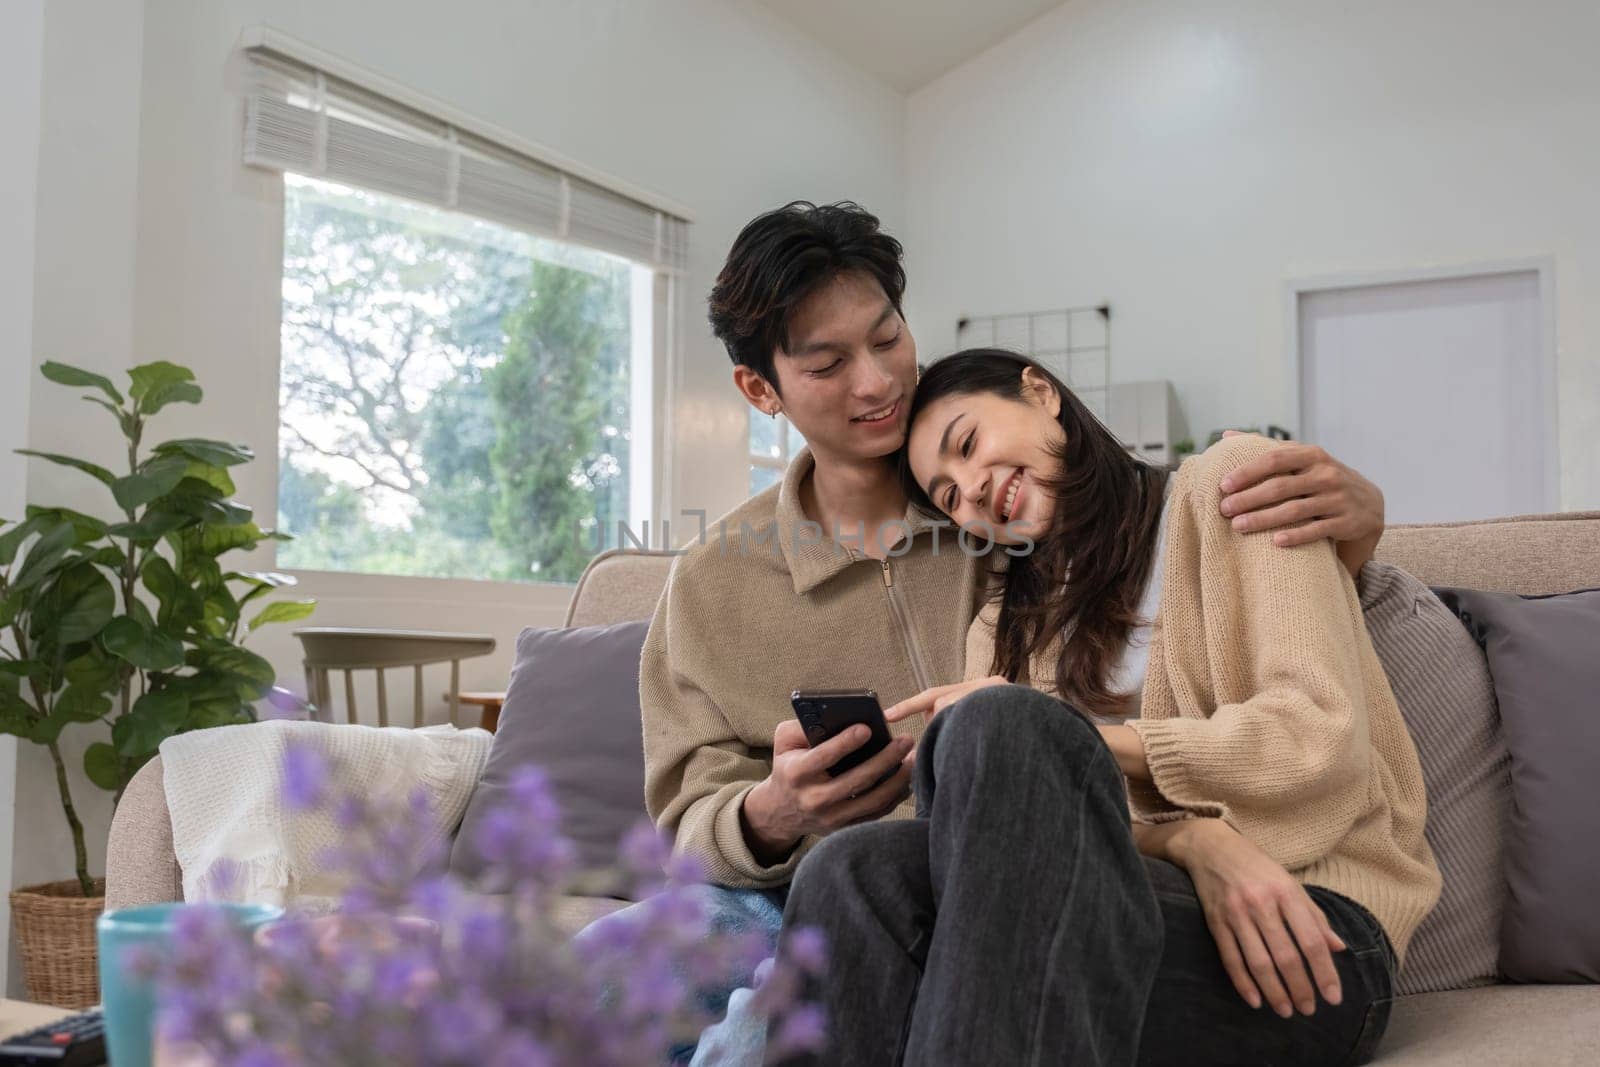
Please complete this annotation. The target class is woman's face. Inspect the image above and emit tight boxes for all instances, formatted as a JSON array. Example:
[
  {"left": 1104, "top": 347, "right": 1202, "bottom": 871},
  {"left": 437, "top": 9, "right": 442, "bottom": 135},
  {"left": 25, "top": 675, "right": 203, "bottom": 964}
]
[{"left": 906, "top": 369, "right": 1064, "bottom": 545}]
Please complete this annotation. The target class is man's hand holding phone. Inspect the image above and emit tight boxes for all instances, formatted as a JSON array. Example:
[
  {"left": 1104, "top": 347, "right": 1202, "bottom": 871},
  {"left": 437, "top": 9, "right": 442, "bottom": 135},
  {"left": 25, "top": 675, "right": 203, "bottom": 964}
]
[{"left": 740, "top": 719, "right": 914, "bottom": 866}]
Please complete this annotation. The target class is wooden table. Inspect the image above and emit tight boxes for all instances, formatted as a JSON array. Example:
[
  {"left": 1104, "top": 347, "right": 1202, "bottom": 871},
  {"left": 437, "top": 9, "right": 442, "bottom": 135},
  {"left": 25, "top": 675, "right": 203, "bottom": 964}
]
[{"left": 454, "top": 691, "right": 506, "bottom": 733}]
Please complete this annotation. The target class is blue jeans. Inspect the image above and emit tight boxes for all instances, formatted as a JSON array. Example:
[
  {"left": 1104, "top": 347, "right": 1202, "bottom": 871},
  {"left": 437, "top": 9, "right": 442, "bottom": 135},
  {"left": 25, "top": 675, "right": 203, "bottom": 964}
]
[{"left": 576, "top": 883, "right": 787, "bottom": 1064}]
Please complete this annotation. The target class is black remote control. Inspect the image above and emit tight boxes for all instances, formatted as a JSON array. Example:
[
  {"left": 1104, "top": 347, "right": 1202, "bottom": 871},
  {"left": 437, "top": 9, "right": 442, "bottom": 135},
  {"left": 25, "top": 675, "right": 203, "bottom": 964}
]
[{"left": 0, "top": 1007, "right": 106, "bottom": 1066}]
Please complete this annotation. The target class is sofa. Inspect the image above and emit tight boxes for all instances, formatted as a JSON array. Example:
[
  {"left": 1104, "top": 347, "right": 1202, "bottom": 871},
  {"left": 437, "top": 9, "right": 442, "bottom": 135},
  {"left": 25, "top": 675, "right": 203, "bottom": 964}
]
[{"left": 106, "top": 512, "right": 1600, "bottom": 1064}]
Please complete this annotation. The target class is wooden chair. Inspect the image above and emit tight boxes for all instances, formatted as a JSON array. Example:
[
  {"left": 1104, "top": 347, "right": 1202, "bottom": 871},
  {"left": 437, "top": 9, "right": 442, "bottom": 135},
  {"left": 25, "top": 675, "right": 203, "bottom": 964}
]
[{"left": 293, "top": 628, "right": 497, "bottom": 728}]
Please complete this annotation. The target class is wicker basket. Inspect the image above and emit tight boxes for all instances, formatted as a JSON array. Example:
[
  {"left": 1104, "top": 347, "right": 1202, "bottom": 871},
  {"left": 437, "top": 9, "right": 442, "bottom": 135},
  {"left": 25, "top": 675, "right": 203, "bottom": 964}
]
[{"left": 9, "top": 879, "right": 105, "bottom": 1009}]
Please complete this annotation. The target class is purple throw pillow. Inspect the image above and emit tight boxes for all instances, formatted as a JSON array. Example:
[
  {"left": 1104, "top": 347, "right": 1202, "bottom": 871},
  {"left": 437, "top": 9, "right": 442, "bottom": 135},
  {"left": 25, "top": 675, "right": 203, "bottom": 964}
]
[
  {"left": 1435, "top": 585, "right": 1600, "bottom": 983},
  {"left": 449, "top": 620, "right": 650, "bottom": 894}
]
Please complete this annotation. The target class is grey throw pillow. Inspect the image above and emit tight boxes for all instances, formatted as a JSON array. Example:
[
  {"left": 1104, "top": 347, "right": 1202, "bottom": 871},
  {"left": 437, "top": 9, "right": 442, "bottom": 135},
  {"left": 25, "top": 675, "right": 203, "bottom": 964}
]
[
  {"left": 449, "top": 620, "right": 650, "bottom": 894},
  {"left": 1359, "top": 562, "right": 1510, "bottom": 994},
  {"left": 1434, "top": 584, "right": 1600, "bottom": 984}
]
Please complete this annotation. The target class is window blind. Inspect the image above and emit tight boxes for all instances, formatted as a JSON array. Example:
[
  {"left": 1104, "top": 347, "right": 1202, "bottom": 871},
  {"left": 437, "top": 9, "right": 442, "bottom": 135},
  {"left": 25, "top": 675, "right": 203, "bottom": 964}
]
[{"left": 241, "top": 46, "right": 688, "bottom": 273}]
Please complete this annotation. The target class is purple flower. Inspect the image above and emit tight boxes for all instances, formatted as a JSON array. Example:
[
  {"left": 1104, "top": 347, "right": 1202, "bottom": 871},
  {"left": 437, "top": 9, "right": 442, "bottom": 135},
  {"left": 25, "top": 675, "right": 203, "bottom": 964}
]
[
  {"left": 784, "top": 925, "right": 829, "bottom": 976},
  {"left": 263, "top": 686, "right": 310, "bottom": 722},
  {"left": 769, "top": 1003, "right": 829, "bottom": 1059},
  {"left": 488, "top": 1032, "right": 554, "bottom": 1067},
  {"left": 231, "top": 1043, "right": 289, "bottom": 1067},
  {"left": 280, "top": 742, "right": 328, "bottom": 812},
  {"left": 147, "top": 757, "right": 829, "bottom": 1064}
]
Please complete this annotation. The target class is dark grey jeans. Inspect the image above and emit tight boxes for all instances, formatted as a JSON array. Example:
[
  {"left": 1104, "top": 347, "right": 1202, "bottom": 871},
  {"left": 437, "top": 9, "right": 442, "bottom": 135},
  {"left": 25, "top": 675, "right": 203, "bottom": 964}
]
[{"left": 777, "top": 685, "right": 1396, "bottom": 1067}]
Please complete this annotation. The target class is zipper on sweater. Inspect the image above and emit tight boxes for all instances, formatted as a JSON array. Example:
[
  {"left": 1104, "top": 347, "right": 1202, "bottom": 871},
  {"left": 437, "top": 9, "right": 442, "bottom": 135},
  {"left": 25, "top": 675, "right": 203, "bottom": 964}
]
[{"left": 882, "top": 558, "right": 934, "bottom": 693}]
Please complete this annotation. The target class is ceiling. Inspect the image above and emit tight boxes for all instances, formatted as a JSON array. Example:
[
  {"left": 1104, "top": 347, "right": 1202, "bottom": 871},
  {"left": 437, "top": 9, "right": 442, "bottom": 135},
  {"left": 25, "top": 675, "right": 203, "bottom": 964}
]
[{"left": 751, "top": 0, "right": 1069, "bottom": 93}]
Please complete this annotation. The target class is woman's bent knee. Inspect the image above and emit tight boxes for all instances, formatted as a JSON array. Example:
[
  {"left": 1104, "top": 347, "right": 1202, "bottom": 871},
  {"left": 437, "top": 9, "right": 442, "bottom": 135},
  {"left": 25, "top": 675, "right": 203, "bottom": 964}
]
[{"left": 933, "top": 684, "right": 1100, "bottom": 761}]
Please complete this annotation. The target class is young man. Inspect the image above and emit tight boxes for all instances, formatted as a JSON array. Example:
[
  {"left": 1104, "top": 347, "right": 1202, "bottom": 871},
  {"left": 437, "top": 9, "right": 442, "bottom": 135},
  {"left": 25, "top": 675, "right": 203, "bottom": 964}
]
[{"left": 588, "top": 202, "right": 1385, "bottom": 1053}]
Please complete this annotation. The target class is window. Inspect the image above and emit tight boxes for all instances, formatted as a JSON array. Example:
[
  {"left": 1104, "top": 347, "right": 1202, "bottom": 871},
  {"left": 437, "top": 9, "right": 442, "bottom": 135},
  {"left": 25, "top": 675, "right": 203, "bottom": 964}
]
[
  {"left": 749, "top": 412, "right": 806, "bottom": 495},
  {"left": 277, "top": 176, "right": 651, "bottom": 583},
  {"left": 240, "top": 37, "right": 687, "bottom": 584}
]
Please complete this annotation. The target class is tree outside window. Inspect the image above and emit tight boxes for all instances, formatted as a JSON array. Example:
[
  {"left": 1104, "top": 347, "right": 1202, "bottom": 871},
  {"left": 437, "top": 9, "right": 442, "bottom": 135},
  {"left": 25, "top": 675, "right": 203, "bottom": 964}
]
[{"left": 277, "top": 176, "right": 652, "bottom": 584}]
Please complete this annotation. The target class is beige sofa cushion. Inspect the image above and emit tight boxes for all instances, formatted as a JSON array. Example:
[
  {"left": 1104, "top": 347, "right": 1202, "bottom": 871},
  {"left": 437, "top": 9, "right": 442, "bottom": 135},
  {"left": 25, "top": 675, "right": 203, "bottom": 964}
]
[{"left": 1382, "top": 985, "right": 1600, "bottom": 1065}]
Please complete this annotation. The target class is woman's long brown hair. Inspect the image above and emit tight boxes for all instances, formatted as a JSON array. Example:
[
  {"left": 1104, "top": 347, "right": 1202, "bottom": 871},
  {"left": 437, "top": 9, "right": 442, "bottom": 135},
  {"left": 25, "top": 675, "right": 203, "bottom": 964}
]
[{"left": 900, "top": 349, "right": 1169, "bottom": 718}]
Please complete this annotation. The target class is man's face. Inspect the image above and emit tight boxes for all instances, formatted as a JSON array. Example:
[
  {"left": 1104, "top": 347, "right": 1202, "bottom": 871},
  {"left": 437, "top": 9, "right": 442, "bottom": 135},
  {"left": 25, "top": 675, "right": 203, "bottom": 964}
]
[{"left": 767, "top": 271, "right": 919, "bottom": 464}]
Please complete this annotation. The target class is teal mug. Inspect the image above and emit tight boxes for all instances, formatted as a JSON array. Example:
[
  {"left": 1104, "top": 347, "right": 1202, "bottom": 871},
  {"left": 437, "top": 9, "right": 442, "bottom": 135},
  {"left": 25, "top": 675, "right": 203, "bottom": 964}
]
[{"left": 97, "top": 901, "right": 283, "bottom": 1067}]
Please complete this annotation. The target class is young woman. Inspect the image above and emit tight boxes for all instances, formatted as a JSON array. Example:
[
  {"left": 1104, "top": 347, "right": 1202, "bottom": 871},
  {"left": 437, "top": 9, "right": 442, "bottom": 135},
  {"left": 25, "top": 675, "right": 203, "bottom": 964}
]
[{"left": 777, "top": 349, "right": 1441, "bottom": 1066}]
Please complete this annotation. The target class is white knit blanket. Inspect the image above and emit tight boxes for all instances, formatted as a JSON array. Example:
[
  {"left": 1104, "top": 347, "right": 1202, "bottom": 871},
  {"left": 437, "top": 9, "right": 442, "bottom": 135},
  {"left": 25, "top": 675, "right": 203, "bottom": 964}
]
[{"left": 160, "top": 720, "right": 491, "bottom": 910}]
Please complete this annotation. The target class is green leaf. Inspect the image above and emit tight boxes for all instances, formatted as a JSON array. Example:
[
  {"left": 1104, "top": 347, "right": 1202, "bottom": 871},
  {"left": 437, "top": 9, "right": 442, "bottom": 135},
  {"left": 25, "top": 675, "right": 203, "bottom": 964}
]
[
  {"left": 179, "top": 461, "right": 235, "bottom": 497},
  {"left": 152, "top": 439, "right": 254, "bottom": 467},
  {"left": 248, "top": 599, "right": 316, "bottom": 631},
  {"left": 194, "top": 500, "right": 252, "bottom": 527},
  {"left": 0, "top": 660, "right": 45, "bottom": 679},
  {"left": 55, "top": 683, "right": 112, "bottom": 723},
  {"left": 15, "top": 450, "right": 115, "bottom": 487},
  {"left": 199, "top": 522, "right": 268, "bottom": 556},
  {"left": 63, "top": 651, "right": 123, "bottom": 692},
  {"left": 141, "top": 381, "right": 203, "bottom": 414},
  {"left": 0, "top": 588, "right": 23, "bottom": 628},
  {"left": 42, "top": 562, "right": 115, "bottom": 643},
  {"left": 189, "top": 643, "right": 275, "bottom": 700},
  {"left": 128, "top": 361, "right": 201, "bottom": 415},
  {"left": 24, "top": 505, "right": 108, "bottom": 545},
  {"left": 229, "top": 571, "right": 297, "bottom": 611},
  {"left": 0, "top": 708, "right": 36, "bottom": 743},
  {"left": 107, "top": 509, "right": 190, "bottom": 545},
  {"left": 112, "top": 455, "right": 190, "bottom": 511},
  {"left": 126, "top": 596, "right": 156, "bottom": 632},
  {"left": 141, "top": 554, "right": 204, "bottom": 631},
  {"left": 89, "top": 545, "right": 127, "bottom": 569},
  {"left": 190, "top": 700, "right": 251, "bottom": 730},
  {"left": 0, "top": 515, "right": 48, "bottom": 567},
  {"left": 101, "top": 616, "right": 185, "bottom": 671},
  {"left": 27, "top": 710, "right": 67, "bottom": 745},
  {"left": 113, "top": 687, "right": 192, "bottom": 757},
  {"left": 84, "top": 743, "right": 122, "bottom": 790},
  {"left": 0, "top": 677, "right": 39, "bottom": 738},
  {"left": 182, "top": 556, "right": 224, "bottom": 595},
  {"left": 140, "top": 553, "right": 174, "bottom": 597},
  {"left": 41, "top": 361, "right": 124, "bottom": 404},
  {"left": 11, "top": 522, "right": 77, "bottom": 591}
]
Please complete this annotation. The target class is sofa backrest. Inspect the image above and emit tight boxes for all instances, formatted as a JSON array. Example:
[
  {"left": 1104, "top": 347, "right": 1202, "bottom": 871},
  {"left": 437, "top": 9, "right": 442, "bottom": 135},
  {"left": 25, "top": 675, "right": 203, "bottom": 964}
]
[
  {"left": 1374, "top": 511, "right": 1600, "bottom": 595},
  {"left": 564, "top": 548, "right": 677, "bottom": 628},
  {"left": 560, "top": 513, "right": 1600, "bottom": 628}
]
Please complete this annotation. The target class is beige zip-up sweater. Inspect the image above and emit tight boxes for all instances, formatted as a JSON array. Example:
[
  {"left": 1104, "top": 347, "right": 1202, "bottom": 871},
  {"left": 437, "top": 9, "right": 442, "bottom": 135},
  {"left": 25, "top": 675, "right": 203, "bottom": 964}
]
[
  {"left": 642, "top": 449, "right": 981, "bottom": 888},
  {"left": 966, "top": 436, "right": 1440, "bottom": 960}
]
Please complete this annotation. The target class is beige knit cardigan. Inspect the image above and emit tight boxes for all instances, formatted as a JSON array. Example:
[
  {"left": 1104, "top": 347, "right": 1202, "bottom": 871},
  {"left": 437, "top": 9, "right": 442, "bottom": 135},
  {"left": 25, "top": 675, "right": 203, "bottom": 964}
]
[{"left": 966, "top": 436, "right": 1441, "bottom": 960}]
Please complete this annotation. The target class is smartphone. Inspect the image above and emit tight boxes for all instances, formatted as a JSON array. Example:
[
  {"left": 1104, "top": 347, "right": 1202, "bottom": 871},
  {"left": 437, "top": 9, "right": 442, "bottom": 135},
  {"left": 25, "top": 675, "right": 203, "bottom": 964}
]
[{"left": 790, "top": 689, "right": 894, "bottom": 778}]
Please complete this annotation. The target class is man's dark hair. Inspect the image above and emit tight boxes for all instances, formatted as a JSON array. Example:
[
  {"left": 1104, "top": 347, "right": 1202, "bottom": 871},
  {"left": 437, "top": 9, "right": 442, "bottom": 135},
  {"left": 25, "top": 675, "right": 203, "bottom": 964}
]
[{"left": 707, "top": 201, "right": 906, "bottom": 392}]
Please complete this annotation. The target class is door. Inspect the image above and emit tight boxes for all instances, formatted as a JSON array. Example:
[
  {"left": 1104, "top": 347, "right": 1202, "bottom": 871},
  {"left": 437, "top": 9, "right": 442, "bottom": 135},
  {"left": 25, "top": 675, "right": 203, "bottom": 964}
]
[{"left": 1297, "top": 269, "right": 1552, "bottom": 524}]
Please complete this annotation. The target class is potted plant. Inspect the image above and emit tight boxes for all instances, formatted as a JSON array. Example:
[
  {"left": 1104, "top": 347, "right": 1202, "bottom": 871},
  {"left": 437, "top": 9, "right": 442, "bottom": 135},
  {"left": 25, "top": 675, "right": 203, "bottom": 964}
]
[{"left": 1, "top": 360, "right": 314, "bottom": 1007}]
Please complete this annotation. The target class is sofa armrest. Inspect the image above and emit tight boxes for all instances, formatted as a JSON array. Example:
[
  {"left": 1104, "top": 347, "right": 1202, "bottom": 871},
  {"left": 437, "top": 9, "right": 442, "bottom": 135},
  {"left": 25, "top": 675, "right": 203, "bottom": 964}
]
[{"left": 105, "top": 755, "right": 184, "bottom": 909}]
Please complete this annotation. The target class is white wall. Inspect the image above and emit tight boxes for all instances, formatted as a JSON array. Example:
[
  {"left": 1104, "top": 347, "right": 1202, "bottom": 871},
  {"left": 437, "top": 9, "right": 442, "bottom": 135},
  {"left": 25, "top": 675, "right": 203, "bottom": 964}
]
[
  {"left": 8, "top": 0, "right": 148, "bottom": 999},
  {"left": 2, "top": 0, "right": 48, "bottom": 1000},
  {"left": 903, "top": 0, "right": 1600, "bottom": 510},
  {"left": 11, "top": 0, "right": 903, "bottom": 971}
]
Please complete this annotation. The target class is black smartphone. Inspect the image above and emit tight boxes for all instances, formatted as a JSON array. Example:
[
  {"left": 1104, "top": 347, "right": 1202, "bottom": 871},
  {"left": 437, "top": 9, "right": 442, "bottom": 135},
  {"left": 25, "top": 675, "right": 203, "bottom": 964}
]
[{"left": 790, "top": 689, "right": 894, "bottom": 778}]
